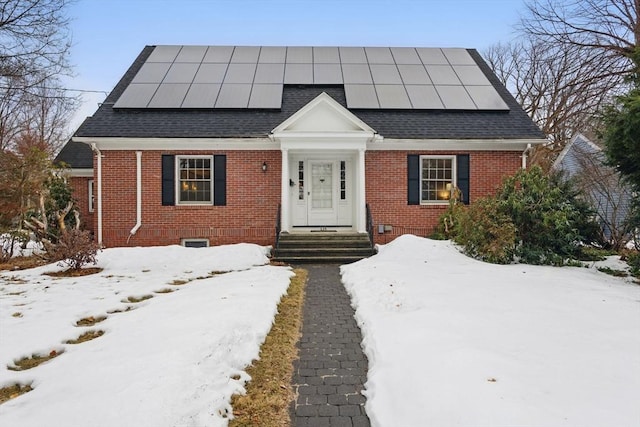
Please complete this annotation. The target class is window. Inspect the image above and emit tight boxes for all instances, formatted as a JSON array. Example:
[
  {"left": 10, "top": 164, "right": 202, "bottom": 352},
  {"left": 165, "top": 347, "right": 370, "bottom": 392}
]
[
  {"left": 181, "top": 239, "right": 209, "bottom": 248},
  {"left": 420, "top": 156, "right": 455, "bottom": 203},
  {"left": 298, "top": 161, "right": 304, "bottom": 200},
  {"left": 177, "top": 156, "right": 213, "bottom": 204},
  {"left": 340, "top": 161, "right": 346, "bottom": 200},
  {"left": 88, "top": 179, "right": 95, "bottom": 213}
]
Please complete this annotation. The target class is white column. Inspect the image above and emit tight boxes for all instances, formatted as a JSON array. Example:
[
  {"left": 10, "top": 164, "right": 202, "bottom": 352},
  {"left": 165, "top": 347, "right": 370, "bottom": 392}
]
[
  {"left": 280, "top": 148, "right": 290, "bottom": 233},
  {"left": 357, "top": 148, "right": 366, "bottom": 233}
]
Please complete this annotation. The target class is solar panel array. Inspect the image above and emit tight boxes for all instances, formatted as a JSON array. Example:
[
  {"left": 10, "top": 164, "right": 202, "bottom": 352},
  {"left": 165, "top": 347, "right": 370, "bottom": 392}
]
[{"left": 114, "top": 46, "right": 509, "bottom": 110}]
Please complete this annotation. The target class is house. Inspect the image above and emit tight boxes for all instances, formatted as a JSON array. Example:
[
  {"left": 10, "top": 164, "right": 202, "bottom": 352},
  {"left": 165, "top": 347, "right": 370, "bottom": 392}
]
[
  {"left": 552, "top": 133, "right": 634, "bottom": 247},
  {"left": 55, "top": 45, "right": 545, "bottom": 249}
]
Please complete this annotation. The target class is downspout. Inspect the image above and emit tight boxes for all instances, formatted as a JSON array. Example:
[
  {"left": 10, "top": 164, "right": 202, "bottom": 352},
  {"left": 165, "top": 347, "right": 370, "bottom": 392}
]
[
  {"left": 127, "top": 151, "right": 142, "bottom": 243},
  {"left": 90, "top": 143, "right": 103, "bottom": 247},
  {"left": 521, "top": 143, "right": 532, "bottom": 169}
]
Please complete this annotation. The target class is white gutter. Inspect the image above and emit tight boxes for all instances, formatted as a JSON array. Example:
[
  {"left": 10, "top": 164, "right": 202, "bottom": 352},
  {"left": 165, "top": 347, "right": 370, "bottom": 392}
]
[
  {"left": 521, "top": 143, "right": 533, "bottom": 169},
  {"left": 128, "top": 151, "right": 142, "bottom": 242},
  {"left": 90, "top": 143, "right": 103, "bottom": 247}
]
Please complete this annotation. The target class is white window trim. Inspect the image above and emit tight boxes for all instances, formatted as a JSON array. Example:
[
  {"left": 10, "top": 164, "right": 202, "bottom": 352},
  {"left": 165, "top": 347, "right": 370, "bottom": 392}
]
[
  {"left": 181, "top": 238, "right": 210, "bottom": 248},
  {"left": 419, "top": 155, "right": 457, "bottom": 205},
  {"left": 88, "top": 179, "right": 95, "bottom": 213},
  {"left": 175, "top": 155, "right": 214, "bottom": 206}
]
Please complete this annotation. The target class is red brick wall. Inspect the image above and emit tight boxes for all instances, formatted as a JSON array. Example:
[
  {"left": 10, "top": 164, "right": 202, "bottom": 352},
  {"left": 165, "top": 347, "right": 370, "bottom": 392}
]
[
  {"left": 69, "top": 176, "right": 94, "bottom": 232},
  {"left": 365, "top": 150, "right": 522, "bottom": 244},
  {"left": 66, "top": 148, "right": 522, "bottom": 248},
  {"left": 96, "top": 150, "right": 282, "bottom": 247}
]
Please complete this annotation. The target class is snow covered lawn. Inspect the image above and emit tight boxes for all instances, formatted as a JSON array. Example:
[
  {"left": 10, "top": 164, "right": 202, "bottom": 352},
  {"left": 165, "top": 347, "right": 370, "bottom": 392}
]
[
  {"left": 0, "top": 244, "right": 293, "bottom": 427},
  {"left": 341, "top": 235, "right": 640, "bottom": 427}
]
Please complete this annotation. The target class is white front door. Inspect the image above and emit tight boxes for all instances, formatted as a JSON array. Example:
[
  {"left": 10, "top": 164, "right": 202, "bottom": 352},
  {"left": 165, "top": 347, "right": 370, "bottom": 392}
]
[
  {"left": 308, "top": 161, "right": 335, "bottom": 225},
  {"left": 290, "top": 157, "right": 353, "bottom": 228}
]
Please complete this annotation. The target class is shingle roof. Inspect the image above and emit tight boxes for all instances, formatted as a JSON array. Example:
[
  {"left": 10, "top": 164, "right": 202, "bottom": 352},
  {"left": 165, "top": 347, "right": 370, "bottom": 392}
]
[{"left": 74, "top": 45, "right": 544, "bottom": 140}]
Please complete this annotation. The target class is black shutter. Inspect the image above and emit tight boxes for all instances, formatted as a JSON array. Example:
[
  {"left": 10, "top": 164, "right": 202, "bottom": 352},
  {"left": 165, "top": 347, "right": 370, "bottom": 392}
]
[
  {"left": 457, "top": 154, "right": 470, "bottom": 205},
  {"left": 161, "top": 155, "right": 175, "bottom": 206},
  {"left": 213, "top": 155, "right": 226, "bottom": 206},
  {"left": 407, "top": 154, "right": 420, "bottom": 205}
]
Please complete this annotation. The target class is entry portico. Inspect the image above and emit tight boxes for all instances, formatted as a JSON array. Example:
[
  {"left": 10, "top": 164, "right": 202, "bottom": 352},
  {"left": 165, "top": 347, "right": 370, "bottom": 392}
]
[{"left": 271, "top": 93, "right": 380, "bottom": 234}]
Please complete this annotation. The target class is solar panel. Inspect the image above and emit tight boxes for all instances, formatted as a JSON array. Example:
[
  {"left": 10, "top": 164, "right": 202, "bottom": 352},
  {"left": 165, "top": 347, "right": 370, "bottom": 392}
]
[
  {"left": 132, "top": 63, "right": 171, "bottom": 83},
  {"left": 344, "top": 84, "right": 379, "bottom": 108},
  {"left": 259, "top": 46, "right": 287, "bottom": 63},
  {"left": 223, "top": 63, "right": 257, "bottom": 83},
  {"left": 313, "top": 47, "right": 340, "bottom": 63},
  {"left": 415, "top": 48, "right": 448, "bottom": 65},
  {"left": 181, "top": 84, "right": 221, "bottom": 108},
  {"left": 365, "top": 47, "right": 394, "bottom": 64},
  {"left": 425, "top": 65, "right": 462, "bottom": 85},
  {"left": 405, "top": 85, "right": 445, "bottom": 109},
  {"left": 254, "top": 63, "right": 285, "bottom": 84},
  {"left": 215, "top": 84, "right": 251, "bottom": 108},
  {"left": 435, "top": 85, "right": 476, "bottom": 109},
  {"left": 203, "top": 46, "right": 234, "bottom": 63},
  {"left": 230, "top": 46, "right": 260, "bottom": 63},
  {"left": 390, "top": 47, "right": 421, "bottom": 65},
  {"left": 397, "top": 64, "right": 432, "bottom": 85},
  {"left": 248, "top": 84, "right": 283, "bottom": 108},
  {"left": 370, "top": 64, "right": 402, "bottom": 84},
  {"left": 113, "top": 83, "right": 159, "bottom": 108},
  {"left": 375, "top": 85, "right": 412, "bottom": 108},
  {"left": 147, "top": 83, "right": 190, "bottom": 108},
  {"left": 339, "top": 47, "right": 367, "bottom": 64},
  {"left": 163, "top": 63, "right": 199, "bottom": 84},
  {"left": 342, "top": 64, "right": 373, "bottom": 84},
  {"left": 115, "top": 45, "right": 510, "bottom": 111},
  {"left": 175, "top": 46, "right": 207, "bottom": 63},
  {"left": 284, "top": 63, "right": 313, "bottom": 84},
  {"left": 453, "top": 65, "right": 490, "bottom": 85},
  {"left": 286, "top": 47, "right": 312, "bottom": 63},
  {"left": 193, "top": 63, "right": 228, "bottom": 83},
  {"left": 313, "top": 64, "right": 343, "bottom": 84},
  {"left": 146, "top": 45, "right": 180, "bottom": 63},
  {"left": 442, "top": 48, "right": 475, "bottom": 65},
  {"left": 465, "top": 85, "right": 509, "bottom": 110}
]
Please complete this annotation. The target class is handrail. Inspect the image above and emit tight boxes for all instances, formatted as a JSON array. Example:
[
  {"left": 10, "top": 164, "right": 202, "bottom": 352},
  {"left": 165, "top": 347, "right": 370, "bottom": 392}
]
[
  {"left": 366, "top": 203, "right": 374, "bottom": 249},
  {"left": 275, "top": 203, "right": 281, "bottom": 250}
]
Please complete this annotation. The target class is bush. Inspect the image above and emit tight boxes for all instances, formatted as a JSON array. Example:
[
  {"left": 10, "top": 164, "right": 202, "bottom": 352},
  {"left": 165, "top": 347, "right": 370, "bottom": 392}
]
[
  {"left": 626, "top": 251, "right": 640, "bottom": 278},
  {"left": 433, "top": 188, "right": 465, "bottom": 240},
  {"left": 44, "top": 229, "right": 100, "bottom": 270},
  {"left": 438, "top": 166, "right": 600, "bottom": 265},
  {"left": 453, "top": 197, "right": 516, "bottom": 264},
  {"left": 0, "top": 230, "right": 29, "bottom": 262}
]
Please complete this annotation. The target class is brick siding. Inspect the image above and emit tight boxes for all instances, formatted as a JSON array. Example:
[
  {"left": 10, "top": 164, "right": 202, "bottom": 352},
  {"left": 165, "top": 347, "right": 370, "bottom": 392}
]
[{"left": 68, "top": 149, "right": 522, "bottom": 248}]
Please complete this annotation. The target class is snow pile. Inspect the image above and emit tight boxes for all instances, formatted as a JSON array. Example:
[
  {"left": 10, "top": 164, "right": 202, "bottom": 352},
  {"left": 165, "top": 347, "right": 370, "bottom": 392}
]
[
  {"left": 0, "top": 244, "right": 293, "bottom": 427},
  {"left": 342, "top": 235, "right": 640, "bottom": 427}
]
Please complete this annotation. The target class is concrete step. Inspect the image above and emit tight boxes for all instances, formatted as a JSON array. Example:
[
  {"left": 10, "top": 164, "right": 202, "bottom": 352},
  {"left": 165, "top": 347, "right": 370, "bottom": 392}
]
[{"left": 273, "top": 232, "right": 375, "bottom": 264}]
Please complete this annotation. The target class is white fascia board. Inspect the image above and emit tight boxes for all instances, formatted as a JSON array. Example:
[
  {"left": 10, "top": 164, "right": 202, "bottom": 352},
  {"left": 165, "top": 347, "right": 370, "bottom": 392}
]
[
  {"left": 271, "top": 131, "right": 375, "bottom": 140},
  {"left": 367, "top": 138, "right": 547, "bottom": 151},
  {"left": 73, "top": 137, "right": 280, "bottom": 151}
]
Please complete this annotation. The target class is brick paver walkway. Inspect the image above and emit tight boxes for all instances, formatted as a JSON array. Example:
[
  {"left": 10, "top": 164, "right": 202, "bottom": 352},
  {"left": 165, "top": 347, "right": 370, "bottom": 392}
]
[{"left": 291, "top": 264, "right": 370, "bottom": 427}]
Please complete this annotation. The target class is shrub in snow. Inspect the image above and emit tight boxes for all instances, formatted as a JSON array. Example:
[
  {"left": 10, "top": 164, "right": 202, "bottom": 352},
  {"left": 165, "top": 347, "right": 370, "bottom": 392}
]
[
  {"left": 0, "top": 230, "right": 29, "bottom": 262},
  {"left": 439, "top": 166, "right": 600, "bottom": 265},
  {"left": 453, "top": 197, "right": 517, "bottom": 264},
  {"left": 44, "top": 229, "right": 100, "bottom": 270}
]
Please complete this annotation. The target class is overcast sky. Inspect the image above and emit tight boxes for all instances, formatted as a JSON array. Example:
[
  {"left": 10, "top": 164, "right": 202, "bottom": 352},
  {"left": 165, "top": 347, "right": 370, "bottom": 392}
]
[{"left": 66, "top": 0, "right": 525, "bottom": 131}]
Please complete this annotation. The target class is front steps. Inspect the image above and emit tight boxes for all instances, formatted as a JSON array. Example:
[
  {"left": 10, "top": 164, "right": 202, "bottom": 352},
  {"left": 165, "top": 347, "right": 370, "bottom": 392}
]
[{"left": 272, "top": 232, "right": 375, "bottom": 264}]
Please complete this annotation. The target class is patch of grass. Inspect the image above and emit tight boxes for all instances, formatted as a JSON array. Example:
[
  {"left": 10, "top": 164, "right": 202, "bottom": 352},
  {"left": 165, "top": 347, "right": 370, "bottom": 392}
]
[
  {"left": 210, "top": 270, "right": 230, "bottom": 275},
  {"left": 45, "top": 267, "right": 103, "bottom": 277},
  {"left": 578, "top": 247, "right": 616, "bottom": 261},
  {"left": 107, "top": 306, "right": 135, "bottom": 314},
  {"left": 0, "top": 383, "right": 33, "bottom": 404},
  {"left": 65, "top": 330, "right": 104, "bottom": 344},
  {"left": 0, "top": 256, "right": 46, "bottom": 271},
  {"left": 229, "top": 268, "right": 307, "bottom": 427},
  {"left": 8, "top": 350, "right": 63, "bottom": 371},
  {"left": 597, "top": 266, "right": 629, "bottom": 277},
  {"left": 11, "top": 312, "right": 22, "bottom": 317},
  {"left": 154, "top": 288, "right": 175, "bottom": 294},
  {"left": 3, "top": 276, "right": 28, "bottom": 284},
  {"left": 76, "top": 315, "right": 107, "bottom": 326},
  {"left": 170, "top": 279, "right": 190, "bottom": 285},
  {"left": 124, "top": 295, "right": 153, "bottom": 303}
]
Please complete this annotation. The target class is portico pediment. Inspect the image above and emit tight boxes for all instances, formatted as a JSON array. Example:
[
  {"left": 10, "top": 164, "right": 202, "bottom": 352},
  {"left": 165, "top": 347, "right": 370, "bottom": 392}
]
[{"left": 271, "top": 92, "right": 376, "bottom": 137}]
